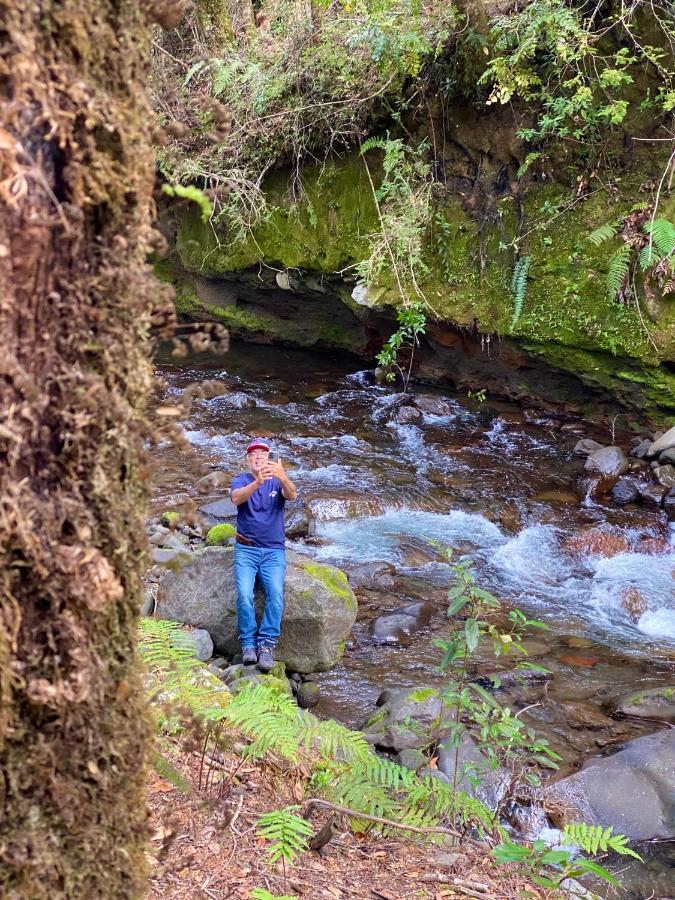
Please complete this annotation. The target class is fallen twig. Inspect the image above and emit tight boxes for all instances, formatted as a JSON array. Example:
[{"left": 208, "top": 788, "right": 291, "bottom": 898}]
[{"left": 304, "top": 799, "right": 487, "bottom": 849}]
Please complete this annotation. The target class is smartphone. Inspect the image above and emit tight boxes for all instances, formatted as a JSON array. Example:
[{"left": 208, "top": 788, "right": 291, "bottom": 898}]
[{"left": 268, "top": 451, "right": 280, "bottom": 463}]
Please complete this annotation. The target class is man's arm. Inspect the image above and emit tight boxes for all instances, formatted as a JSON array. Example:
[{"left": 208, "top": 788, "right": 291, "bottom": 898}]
[
  {"left": 231, "top": 475, "right": 263, "bottom": 506},
  {"left": 268, "top": 460, "right": 297, "bottom": 501}
]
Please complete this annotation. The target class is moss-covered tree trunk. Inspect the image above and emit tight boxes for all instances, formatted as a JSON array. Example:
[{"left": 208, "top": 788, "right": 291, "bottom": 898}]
[{"left": 0, "top": 2, "right": 174, "bottom": 896}]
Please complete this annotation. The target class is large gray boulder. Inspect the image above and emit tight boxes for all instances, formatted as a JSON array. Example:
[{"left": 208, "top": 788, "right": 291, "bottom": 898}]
[
  {"left": 546, "top": 729, "right": 675, "bottom": 840},
  {"left": 584, "top": 446, "right": 629, "bottom": 478},
  {"left": 648, "top": 425, "right": 675, "bottom": 458},
  {"left": 155, "top": 547, "right": 357, "bottom": 673}
]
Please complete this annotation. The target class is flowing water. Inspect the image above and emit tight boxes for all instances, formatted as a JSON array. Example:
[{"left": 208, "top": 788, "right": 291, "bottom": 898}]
[{"left": 152, "top": 340, "right": 675, "bottom": 895}]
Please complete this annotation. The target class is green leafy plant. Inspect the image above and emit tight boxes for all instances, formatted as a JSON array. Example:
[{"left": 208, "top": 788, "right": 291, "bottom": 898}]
[
  {"left": 256, "top": 806, "right": 314, "bottom": 864},
  {"left": 376, "top": 299, "right": 426, "bottom": 391},
  {"left": 509, "top": 255, "right": 531, "bottom": 330},
  {"left": 562, "top": 823, "right": 642, "bottom": 860}
]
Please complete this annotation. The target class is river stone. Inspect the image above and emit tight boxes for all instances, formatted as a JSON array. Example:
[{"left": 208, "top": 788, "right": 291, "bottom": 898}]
[
  {"left": 396, "top": 748, "right": 427, "bottom": 770},
  {"left": 615, "top": 687, "right": 675, "bottom": 723},
  {"left": 372, "top": 602, "right": 434, "bottom": 645},
  {"left": 664, "top": 488, "right": 675, "bottom": 521},
  {"left": 362, "top": 687, "right": 445, "bottom": 752},
  {"left": 181, "top": 627, "right": 214, "bottom": 661},
  {"left": 611, "top": 477, "right": 639, "bottom": 505},
  {"left": 296, "top": 681, "right": 320, "bottom": 709},
  {"left": 155, "top": 547, "right": 357, "bottom": 673},
  {"left": 546, "top": 729, "right": 675, "bottom": 840},
  {"left": 659, "top": 447, "right": 675, "bottom": 465},
  {"left": 573, "top": 438, "right": 604, "bottom": 457},
  {"left": 437, "top": 733, "right": 510, "bottom": 809},
  {"left": 647, "top": 425, "right": 675, "bottom": 458},
  {"left": 347, "top": 561, "right": 397, "bottom": 589},
  {"left": 636, "top": 482, "right": 665, "bottom": 508},
  {"left": 394, "top": 405, "right": 423, "bottom": 424},
  {"left": 218, "top": 660, "right": 291, "bottom": 696},
  {"left": 413, "top": 395, "right": 456, "bottom": 417},
  {"left": 195, "top": 470, "right": 231, "bottom": 493},
  {"left": 653, "top": 465, "right": 675, "bottom": 488},
  {"left": 584, "top": 446, "right": 629, "bottom": 478},
  {"left": 631, "top": 438, "right": 652, "bottom": 459},
  {"left": 284, "top": 506, "right": 315, "bottom": 539},
  {"left": 199, "top": 497, "right": 238, "bottom": 523}
]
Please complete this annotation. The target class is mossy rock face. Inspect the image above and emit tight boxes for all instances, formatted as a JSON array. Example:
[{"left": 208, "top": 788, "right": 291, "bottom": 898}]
[
  {"left": 169, "top": 151, "right": 675, "bottom": 416},
  {"left": 206, "top": 523, "right": 236, "bottom": 546},
  {"left": 615, "top": 686, "right": 675, "bottom": 722},
  {"left": 155, "top": 547, "right": 357, "bottom": 673}
]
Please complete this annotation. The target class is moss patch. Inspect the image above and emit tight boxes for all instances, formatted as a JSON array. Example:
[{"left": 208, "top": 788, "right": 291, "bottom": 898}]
[
  {"left": 160, "top": 510, "right": 182, "bottom": 527},
  {"left": 300, "top": 560, "right": 357, "bottom": 613},
  {"left": 206, "top": 523, "right": 236, "bottom": 546},
  {"left": 408, "top": 688, "right": 438, "bottom": 703}
]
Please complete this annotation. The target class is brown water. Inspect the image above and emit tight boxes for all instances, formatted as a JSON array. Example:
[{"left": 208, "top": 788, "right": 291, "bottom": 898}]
[{"left": 151, "top": 341, "right": 675, "bottom": 896}]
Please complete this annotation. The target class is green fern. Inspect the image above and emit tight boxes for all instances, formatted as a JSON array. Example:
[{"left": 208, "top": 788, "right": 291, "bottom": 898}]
[
  {"left": 360, "top": 136, "right": 389, "bottom": 155},
  {"left": 510, "top": 255, "right": 531, "bottom": 330},
  {"left": 161, "top": 184, "right": 213, "bottom": 222},
  {"left": 562, "top": 823, "right": 643, "bottom": 860},
  {"left": 606, "top": 243, "right": 632, "bottom": 299},
  {"left": 256, "top": 806, "right": 314, "bottom": 864},
  {"left": 587, "top": 222, "right": 619, "bottom": 246},
  {"left": 643, "top": 218, "right": 675, "bottom": 268}
]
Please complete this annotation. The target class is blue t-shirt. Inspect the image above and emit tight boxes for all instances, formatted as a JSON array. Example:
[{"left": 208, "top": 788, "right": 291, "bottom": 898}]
[{"left": 231, "top": 473, "right": 286, "bottom": 549}]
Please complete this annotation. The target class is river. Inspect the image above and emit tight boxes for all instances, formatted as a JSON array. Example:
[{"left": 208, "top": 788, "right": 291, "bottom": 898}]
[{"left": 151, "top": 339, "right": 674, "bottom": 897}]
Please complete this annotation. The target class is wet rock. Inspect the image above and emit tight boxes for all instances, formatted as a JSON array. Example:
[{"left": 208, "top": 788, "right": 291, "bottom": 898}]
[
  {"left": 181, "top": 627, "right": 214, "bottom": 662},
  {"left": 218, "top": 391, "right": 256, "bottom": 410},
  {"left": 574, "top": 474, "right": 617, "bottom": 501},
  {"left": 437, "top": 733, "right": 510, "bottom": 809},
  {"left": 396, "top": 748, "right": 427, "bottom": 770},
  {"left": 347, "top": 561, "right": 397, "bottom": 589},
  {"left": 659, "top": 447, "right": 675, "bottom": 465},
  {"left": 631, "top": 438, "right": 652, "bottom": 459},
  {"left": 296, "top": 681, "right": 320, "bottom": 709},
  {"left": 636, "top": 536, "right": 671, "bottom": 555},
  {"left": 573, "top": 438, "right": 604, "bottom": 457},
  {"left": 546, "top": 729, "right": 675, "bottom": 840},
  {"left": 558, "top": 654, "right": 598, "bottom": 668},
  {"left": 362, "top": 687, "right": 445, "bottom": 752},
  {"left": 558, "top": 701, "right": 614, "bottom": 730},
  {"left": 647, "top": 425, "right": 675, "bottom": 458},
  {"left": 664, "top": 488, "right": 675, "bottom": 521},
  {"left": 394, "top": 405, "right": 423, "bottom": 425},
  {"left": 195, "top": 470, "right": 231, "bottom": 493},
  {"left": 653, "top": 465, "right": 675, "bottom": 488},
  {"left": 636, "top": 482, "right": 665, "bottom": 508},
  {"left": 307, "top": 495, "right": 384, "bottom": 521},
  {"left": 565, "top": 527, "right": 630, "bottom": 558},
  {"left": 611, "top": 477, "right": 639, "bottom": 505},
  {"left": 584, "top": 446, "right": 629, "bottom": 478},
  {"left": 155, "top": 548, "right": 357, "bottom": 673},
  {"left": 615, "top": 687, "right": 675, "bottom": 723},
  {"left": 499, "top": 504, "right": 522, "bottom": 533},
  {"left": 284, "top": 506, "right": 315, "bottom": 539},
  {"left": 199, "top": 497, "right": 238, "bottom": 524},
  {"left": 372, "top": 602, "right": 434, "bottom": 645},
  {"left": 620, "top": 587, "right": 648, "bottom": 622},
  {"left": 534, "top": 489, "right": 578, "bottom": 505},
  {"left": 413, "top": 395, "right": 456, "bottom": 417}
]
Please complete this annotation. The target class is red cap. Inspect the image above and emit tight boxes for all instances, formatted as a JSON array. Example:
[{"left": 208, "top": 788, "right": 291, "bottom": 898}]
[{"left": 246, "top": 440, "right": 270, "bottom": 454}]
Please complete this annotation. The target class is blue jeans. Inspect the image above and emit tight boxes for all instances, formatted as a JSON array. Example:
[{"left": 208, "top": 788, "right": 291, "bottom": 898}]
[{"left": 233, "top": 545, "right": 286, "bottom": 649}]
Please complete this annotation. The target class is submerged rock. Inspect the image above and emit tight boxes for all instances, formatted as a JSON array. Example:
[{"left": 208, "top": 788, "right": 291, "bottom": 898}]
[
  {"left": 615, "top": 687, "right": 675, "bottom": 723},
  {"left": 611, "top": 477, "right": 639, "bottom": 505},
  {"left": 155, "top": 547, "right": 357, "bottom": 673},
  {"left": 546, "top": 729, "right": 675, "bottom": 840},
  {"left": 565, "top": 527, "right": 630, "bottom": 558},
  {"left": 371, "top": 602, "right": 434, "bottom": 645}
]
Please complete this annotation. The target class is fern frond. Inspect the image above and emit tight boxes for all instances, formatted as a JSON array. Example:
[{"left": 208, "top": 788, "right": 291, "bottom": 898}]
[
  {"left": 510, "top": 255, "right": 531, "bottom": 330},
  {"left": 256, "top": 806, "right": 313, "bottom": 864},
  {"left": 606, "top": 243, "right": 632, "bottom": 299},
  {"left": 360, "top": 136, "right": 389, "bottom": 155},
  {"left": 643, "top": 219, "right": 675, "bottom": 258},
  {"left": 588, "top": 222, "right": 619, "bottom": 246},
  {"left": 562, "top": 823, "right": 642, "bottom": 861}
]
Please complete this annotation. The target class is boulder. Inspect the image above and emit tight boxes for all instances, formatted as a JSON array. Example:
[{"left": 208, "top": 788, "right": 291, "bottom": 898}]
[
  {"left": 347, "top": 561, "right": 397, "bottom": 589},
  {"left": 372, "top": 602, "right": 434, "bottom": 645},
  {"left": 284, "top": 506, "right": 316, "bottom": 539},
  {"left": 631, "top": 438, "right": 652, "bottom": 459},
  {"left": 199, "top": 497, "right": 238, "bottom": 524},
  {"left": 362, "top": 687, "right": 445, "bottom": 752},
  {"left": 546, "top": 729, "right": 675, "bottom": 840},
  {"left": 647, "top": 425, "right": 675, "bottom": 458},
  {"left": 584, "top": 446, "right": 629, "bottom": 478},
  {"left": 615, "top": 687, "right": 675, "bottom": 723},
  {"left": 296, "top": 681, "right": 320, "bottom": 709},
  {"left": 181, "top": 627, "right": 214, "bottom": 661},
  {"left": 155, "top": 547, "right": 357, "bottom": 673},
  {"left": 636, "top": 482, "right": 665, "bottom": 508},
  {"left": 573, "top": 438, "right": 604, "bottom": 457},
  {"left": 611, "top": 477, "right": 639, "bottom": 506},
  {"left": 394, "top": 405, "right": 423, "bottom": 424},
  {"left": 413, "top": 395, "right": 457, "bottom": 417},
  {"left": 659, "top": 447, "right": 675, "bottom": 466}
]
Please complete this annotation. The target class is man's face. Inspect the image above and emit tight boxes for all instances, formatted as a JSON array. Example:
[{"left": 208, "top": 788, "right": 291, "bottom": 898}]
[{"left": 247, "top": 448, "right": 269, "bottom": 475}]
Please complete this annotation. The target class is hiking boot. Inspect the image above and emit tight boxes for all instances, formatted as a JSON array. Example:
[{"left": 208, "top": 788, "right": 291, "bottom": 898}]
[
  {"left": 257, "top": 644, "right": 274, "bottom": 673},
  {"left": 242, "top": 646, "right": 258, "bottom": 666}
]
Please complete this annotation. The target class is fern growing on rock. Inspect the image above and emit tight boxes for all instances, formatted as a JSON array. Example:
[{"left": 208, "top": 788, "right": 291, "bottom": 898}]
[{"left": 510, "top": 255, "right": 531, "bottom": 330}]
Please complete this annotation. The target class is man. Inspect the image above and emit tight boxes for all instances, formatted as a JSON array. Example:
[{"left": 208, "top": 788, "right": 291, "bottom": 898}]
[{"left": 230, "top": 440, "right": 298, "bottom": 672}]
